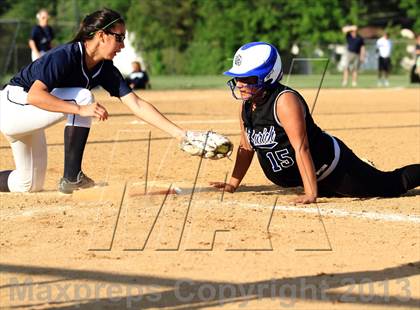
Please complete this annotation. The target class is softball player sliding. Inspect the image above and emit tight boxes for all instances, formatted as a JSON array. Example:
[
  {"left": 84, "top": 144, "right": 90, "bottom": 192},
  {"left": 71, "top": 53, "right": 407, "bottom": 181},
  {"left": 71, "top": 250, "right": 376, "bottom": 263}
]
[
  {"left": 211, "top": 42, "right": 420, "bottom": 203},
  {"left": 0, "top": 8, "right": 186, "bottom": 194}
]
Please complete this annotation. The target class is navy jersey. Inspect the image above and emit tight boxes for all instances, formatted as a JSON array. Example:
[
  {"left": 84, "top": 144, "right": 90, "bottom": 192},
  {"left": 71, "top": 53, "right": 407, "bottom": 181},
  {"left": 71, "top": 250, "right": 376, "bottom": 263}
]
[
  {"left": 30, "top": 25, "right": 54, "bottom": 52},
  {"left": 9, "top": 42, "right": 132, "bottom": 98},
  {"left": 242, "top": 83, "right": 339, "bottom": 187},
  {"left": 346, "top": 33, "right": 364, "bottom": 54}
]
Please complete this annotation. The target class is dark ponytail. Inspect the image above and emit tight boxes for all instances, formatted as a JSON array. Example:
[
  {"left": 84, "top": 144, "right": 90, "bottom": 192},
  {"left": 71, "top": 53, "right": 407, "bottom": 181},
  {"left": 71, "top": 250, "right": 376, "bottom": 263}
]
[{"left": 71, "top": 8, "right": 124, "bottom": 43}]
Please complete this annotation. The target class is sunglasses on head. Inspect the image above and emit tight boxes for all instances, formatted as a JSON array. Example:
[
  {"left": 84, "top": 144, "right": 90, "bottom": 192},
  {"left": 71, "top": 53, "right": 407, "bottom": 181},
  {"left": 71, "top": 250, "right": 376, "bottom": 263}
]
[{"left": 104, "top": 30, "right": 125, "bottom": 43}]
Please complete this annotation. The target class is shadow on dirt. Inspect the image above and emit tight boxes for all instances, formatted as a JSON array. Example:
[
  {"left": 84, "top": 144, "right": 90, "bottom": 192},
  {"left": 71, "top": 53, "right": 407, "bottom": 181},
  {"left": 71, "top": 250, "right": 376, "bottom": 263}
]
[{"left": 1, "top": 261, "right": 419, "bottom": 309}]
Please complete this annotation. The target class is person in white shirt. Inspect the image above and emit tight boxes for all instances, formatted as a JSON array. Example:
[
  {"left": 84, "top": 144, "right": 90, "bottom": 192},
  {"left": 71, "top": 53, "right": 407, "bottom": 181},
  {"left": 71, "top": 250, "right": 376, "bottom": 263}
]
[{"left": 376, "top": 32, "right": 392, "bottom": 86}]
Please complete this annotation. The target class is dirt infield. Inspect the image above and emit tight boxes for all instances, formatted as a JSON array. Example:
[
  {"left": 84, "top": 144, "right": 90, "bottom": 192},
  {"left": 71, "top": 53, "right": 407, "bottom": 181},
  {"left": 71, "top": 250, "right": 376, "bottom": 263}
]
[{"left": 0, "top": 88, "right": 419, "bottom": 309}]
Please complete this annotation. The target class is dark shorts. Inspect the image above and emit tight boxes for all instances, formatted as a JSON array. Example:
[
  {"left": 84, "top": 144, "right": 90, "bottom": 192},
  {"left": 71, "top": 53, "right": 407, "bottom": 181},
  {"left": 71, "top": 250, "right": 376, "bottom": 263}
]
[{"left": 378, "top": 57, "right": 391, "bottom": 72}]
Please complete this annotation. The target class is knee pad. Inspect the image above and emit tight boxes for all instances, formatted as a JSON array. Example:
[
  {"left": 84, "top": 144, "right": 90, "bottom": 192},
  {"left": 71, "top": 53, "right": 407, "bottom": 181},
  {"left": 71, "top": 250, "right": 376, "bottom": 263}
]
[
  {"left": 71, "top": 89, "right": 94, "bottom": 128},
  {"left": 73, "top": 88, "right": 95, "bottom": 106},
  {"left": 7, "top": 170, "right": 44, "bottom": 192},
  {"left": 51, "top": 87, "right": 95, "bottom": 106}
]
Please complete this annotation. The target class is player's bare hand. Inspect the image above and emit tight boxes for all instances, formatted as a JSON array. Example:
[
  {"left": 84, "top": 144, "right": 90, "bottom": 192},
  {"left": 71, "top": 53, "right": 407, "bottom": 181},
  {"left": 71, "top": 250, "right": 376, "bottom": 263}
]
[
  {"left": 210, "top": 182, "right": 236, "bottom": 193},
  {"left": 79, "top": 102, "right": 108, "bottom": 121},
  {"left": 292, "top": 194, "right": 317, "bottom": 204}
]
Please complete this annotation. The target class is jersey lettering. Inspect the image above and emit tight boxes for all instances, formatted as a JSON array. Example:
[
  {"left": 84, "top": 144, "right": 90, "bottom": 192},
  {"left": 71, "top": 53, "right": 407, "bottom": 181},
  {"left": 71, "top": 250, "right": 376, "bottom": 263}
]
[
  {"left": 247, "top": 126, "right": 278, "bottom": 149},
  {"left": 265, "top": 149, "right": 295, "bottom": 172}
]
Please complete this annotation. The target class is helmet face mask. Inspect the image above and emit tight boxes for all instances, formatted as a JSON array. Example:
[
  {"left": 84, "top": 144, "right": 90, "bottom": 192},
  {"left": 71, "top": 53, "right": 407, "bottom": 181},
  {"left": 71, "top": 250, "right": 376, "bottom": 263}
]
[
  {"left": 224, "top": 42, "right": 283, "bottom": 101},
  {"left": 227, "top": 77, "right": 263, "bottom": 101}
]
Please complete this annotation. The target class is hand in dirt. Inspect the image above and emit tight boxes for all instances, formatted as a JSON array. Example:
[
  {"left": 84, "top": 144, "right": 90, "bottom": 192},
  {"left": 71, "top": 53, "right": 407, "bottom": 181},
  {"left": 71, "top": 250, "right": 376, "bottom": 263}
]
[
  {"left": 292, "top": 194, "right": 317, "bottom": 204},
  {"left": 210, "top": 182, "right": 236, "bottom": 193}
]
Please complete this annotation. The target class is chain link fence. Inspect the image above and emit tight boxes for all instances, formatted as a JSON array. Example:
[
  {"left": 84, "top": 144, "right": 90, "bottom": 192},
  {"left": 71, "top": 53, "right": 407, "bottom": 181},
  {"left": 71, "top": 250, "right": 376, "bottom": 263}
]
[{"left": 0, "top": 19, "right": 76, "bottom": 83}]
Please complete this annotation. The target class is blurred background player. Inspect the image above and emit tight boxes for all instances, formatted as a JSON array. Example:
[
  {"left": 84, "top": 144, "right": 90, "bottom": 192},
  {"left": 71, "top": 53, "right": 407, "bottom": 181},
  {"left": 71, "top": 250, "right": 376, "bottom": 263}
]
[
  {"left": 125, "top": 61, "right": 151, "bottom": 90},
  {"left": 29, "top": 9, "right": 54, "bottom": 61},
  {"left": 410, "top": 33, "right": 420, "bottom": 83},
  {"left": 211, "top": 42, "right": 420, "bottom": 203},
  {"left": 341, "top": 25, "right": 365, "bottom": 87},
  {"left": 376, "top": 32, "right": 392, "bottom": 87}
]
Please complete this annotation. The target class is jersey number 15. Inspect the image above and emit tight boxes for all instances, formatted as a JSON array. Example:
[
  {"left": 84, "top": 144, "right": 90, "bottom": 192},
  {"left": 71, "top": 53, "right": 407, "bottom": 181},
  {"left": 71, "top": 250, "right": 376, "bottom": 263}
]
[{"left": 266, "top": 149, "right": 295, "bottom": 172}]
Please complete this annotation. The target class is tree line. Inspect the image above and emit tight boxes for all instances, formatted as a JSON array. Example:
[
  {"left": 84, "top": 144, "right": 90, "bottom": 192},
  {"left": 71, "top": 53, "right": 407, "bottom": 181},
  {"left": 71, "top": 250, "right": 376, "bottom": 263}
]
[{"left": 1, "top": 0, "right": 419, "bottom": 75}]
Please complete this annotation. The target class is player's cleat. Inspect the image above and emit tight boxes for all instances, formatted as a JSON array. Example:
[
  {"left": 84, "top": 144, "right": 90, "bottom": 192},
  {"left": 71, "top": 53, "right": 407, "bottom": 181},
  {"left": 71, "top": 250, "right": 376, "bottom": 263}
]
[{"left": 58, "top": 171, "right": 95, "bottom": 194}]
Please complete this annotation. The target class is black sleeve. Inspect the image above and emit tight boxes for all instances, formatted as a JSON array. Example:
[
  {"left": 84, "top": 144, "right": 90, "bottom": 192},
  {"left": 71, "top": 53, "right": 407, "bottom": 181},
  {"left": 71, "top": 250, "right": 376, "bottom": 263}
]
[
  {"left": 34, "top": 49, "right": 72, "bottom": 91},
  {"left": 100, "top": 62, "right": 132, "bottom": 97}
]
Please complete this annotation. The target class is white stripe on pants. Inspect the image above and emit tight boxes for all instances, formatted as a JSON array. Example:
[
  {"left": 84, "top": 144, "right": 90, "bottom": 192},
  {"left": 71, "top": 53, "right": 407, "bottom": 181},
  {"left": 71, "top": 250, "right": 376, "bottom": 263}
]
[{"left": 0, "top": 86, "right": 94, "bottom": 192}]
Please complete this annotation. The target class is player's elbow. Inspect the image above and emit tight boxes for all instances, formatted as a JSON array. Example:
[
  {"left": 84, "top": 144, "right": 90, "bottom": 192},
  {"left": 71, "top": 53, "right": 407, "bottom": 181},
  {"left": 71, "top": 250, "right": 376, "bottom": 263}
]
[
  {"left": 27, "top": 81, "right": 48, "bottom": 103},
  {"left": 294, "top": 142, "right": 311, "bottom": 155},
  {"left": 27, "top": 87, "right": 41, "bottom": 105}
]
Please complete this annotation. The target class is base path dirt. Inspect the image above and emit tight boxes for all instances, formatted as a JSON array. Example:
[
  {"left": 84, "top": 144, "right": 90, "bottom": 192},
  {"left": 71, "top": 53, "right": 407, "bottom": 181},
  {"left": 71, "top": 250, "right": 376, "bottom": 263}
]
[{"left": 0, "top": 88, "right": 419, "bottom": 309}]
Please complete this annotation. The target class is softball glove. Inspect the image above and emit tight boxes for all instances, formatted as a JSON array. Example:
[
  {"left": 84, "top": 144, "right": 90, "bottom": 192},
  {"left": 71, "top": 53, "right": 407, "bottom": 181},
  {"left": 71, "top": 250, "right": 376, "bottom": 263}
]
[{"left": 180, "top": 131, "right": 233, "bottom": 159}]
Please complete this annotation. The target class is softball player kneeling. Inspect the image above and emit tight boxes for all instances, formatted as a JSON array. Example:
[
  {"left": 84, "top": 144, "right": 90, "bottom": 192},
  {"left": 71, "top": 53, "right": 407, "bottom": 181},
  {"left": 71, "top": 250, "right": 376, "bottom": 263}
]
[{"left": 0, "top": 8, "right": 186, "bottom": 194}]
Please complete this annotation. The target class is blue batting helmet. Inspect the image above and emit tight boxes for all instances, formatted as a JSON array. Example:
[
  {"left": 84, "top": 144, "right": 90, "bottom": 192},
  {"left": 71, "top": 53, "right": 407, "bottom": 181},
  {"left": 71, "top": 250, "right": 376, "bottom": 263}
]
[{"left": 224, "top": 42, "right": 283, "bottom": 87}]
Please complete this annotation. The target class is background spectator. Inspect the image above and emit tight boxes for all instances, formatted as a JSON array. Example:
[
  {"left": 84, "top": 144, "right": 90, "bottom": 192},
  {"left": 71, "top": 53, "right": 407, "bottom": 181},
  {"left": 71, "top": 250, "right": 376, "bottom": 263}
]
[
  {"left": 125, "top": 61, "right": 151, "bottom": 90},
  {"left": 376, "top": 32, "right": 392, "bottom": 87},
  {"left": 29, "top": 9, "right": 54, "bottom": 61},
  {"left": 341, "top": 25, "right": 365, "bottom": 87},
  {"left": 410, "top": 33, "right": 420, "bottom": 83}
]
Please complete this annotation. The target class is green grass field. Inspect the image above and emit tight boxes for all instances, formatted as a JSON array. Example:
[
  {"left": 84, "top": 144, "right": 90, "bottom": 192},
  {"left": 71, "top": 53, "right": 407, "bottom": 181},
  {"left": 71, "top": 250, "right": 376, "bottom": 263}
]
[
  {"left": 1, "top": 74, "right": 418, "bottom": 91},
  {"left": 149, "top": 74, "right": 419, "bottom": 90}
]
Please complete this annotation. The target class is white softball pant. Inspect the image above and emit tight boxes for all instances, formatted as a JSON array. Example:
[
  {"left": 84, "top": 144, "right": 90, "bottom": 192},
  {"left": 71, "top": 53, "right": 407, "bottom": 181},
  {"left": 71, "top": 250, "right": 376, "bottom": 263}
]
[
  {"left": 31, "top": 50, "right": 46, "bottom": 62},
  {"left": 0, "top": 86, "right": 94, "bottom": 192}
]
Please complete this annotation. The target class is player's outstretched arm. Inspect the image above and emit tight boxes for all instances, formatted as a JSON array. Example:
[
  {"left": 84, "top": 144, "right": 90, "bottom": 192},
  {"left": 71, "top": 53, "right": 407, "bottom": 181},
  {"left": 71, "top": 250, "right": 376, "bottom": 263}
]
[
  {"left": 277, "top": 93, "right": 317, "bottom": 204},
  {"left": 212, "top": 144, "right": 254, "bottom": 193},
  {"left": 211, "top": 106, "right": 254, "bottom": 193},
  {"left": 121, "top": 92, "right": 233, "bottom": 159},
  {"left": 120, "top": 92, "right": 185, "bottom": 140}
]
